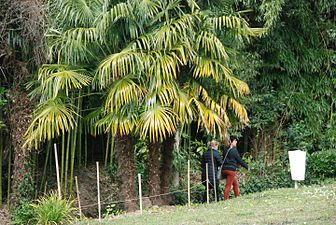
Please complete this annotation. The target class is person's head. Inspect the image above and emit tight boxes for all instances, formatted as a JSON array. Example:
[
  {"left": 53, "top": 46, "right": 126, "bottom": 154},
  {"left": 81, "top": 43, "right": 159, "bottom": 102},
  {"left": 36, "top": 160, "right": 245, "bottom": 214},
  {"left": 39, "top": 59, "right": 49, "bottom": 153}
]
[
  {"left": 230, "top": 136, "right": 238, "bottom": 147},
  {"left": 209, "top": 140, "right": 219, "bottom": 150}
]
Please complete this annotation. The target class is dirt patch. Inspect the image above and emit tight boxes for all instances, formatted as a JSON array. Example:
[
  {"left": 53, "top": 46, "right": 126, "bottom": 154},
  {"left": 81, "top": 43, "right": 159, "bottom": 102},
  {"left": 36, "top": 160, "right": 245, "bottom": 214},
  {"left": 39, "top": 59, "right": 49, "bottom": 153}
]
[
  {"left": 0, "top": 206, "right": 10, "bottom": 225},
  {"left": 73, "top": 164, "right": 120, "bottom": 218}
]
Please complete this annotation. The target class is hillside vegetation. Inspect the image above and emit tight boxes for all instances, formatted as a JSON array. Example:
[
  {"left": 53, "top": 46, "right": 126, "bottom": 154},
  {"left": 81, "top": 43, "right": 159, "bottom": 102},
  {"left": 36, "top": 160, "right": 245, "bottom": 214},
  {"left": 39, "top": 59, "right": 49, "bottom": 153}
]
[{"left": 82, "top": 181, "right": 336, "bottom": 225}]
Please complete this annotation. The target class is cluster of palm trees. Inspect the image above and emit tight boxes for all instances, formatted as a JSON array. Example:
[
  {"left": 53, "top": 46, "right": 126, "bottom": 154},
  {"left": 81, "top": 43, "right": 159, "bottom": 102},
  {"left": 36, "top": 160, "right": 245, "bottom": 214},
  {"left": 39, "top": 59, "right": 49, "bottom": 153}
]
[{"left": 24, "top": 0, "right": 262, "bottom": 211}]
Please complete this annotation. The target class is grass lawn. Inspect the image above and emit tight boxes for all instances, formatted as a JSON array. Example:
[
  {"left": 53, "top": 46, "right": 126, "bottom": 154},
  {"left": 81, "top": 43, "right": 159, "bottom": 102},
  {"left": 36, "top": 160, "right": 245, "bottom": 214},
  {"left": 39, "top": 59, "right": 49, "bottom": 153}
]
[{"left": 80, "top": 182, "right": 336, "bottom": 225}]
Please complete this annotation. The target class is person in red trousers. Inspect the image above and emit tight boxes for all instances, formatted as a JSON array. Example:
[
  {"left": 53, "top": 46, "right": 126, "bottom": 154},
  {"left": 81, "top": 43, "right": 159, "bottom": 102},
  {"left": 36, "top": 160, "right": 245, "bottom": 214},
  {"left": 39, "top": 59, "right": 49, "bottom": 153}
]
[{"left": 222, "top": 136, "right": 248, "bottom": 200}]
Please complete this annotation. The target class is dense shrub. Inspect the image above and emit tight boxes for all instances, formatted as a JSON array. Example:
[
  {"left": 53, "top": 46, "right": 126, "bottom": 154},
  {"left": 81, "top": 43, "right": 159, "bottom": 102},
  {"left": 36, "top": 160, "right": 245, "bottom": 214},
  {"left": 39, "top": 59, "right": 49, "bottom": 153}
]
[
  {"left": 12, "top": 200, "right": 36, "bottom": 225},
  {"left": 307, "top": 150, "right": 336, "bottom": 179}
]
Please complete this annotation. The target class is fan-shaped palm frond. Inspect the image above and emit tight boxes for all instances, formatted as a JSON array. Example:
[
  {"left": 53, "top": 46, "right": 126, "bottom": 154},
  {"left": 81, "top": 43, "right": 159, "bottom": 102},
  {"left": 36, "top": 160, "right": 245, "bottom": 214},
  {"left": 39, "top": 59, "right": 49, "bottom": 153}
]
[
  {"left": 52, "top": 0, "right": 103, "bottom": 27},
  {"left": 105, "top": 75, "right": 146, "bottom": 112},
  {"left": 24, "top": 98, "right": 77, "bottom": 149},
  {"left": 38, "top": 64, "right": 92, "bottom": 97},
  {"left": 97, "top": 108, "right": 137, "bottom": 136},
  {"left": 137, "top": 105, "right": 178, "bottom": 142},
  {"left": 96, "top": 49, "right": 148, "bottom": 88}
]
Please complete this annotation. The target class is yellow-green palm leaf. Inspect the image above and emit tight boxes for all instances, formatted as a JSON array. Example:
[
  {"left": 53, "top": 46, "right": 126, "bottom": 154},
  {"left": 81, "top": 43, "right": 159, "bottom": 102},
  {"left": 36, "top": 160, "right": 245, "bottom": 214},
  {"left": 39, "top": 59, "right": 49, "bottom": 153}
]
[
  {"left": 137, "top": 105, "right": 178, "bottom": 142},
  {"left": 105, "top": 75, "right": 145, "bottom": 112},
  {"left": 25, "top": 98, "right": 77, "bottom": 149},
  {"left": 39, "top": 64, "right": 92, "bottom": 97}
]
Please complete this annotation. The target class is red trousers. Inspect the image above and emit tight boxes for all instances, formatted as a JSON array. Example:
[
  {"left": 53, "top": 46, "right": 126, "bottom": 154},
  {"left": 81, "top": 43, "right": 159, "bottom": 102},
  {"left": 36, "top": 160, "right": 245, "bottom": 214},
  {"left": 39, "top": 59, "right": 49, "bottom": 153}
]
[{"left": 223, "top": 170, "right": 239, "bottom": 200}]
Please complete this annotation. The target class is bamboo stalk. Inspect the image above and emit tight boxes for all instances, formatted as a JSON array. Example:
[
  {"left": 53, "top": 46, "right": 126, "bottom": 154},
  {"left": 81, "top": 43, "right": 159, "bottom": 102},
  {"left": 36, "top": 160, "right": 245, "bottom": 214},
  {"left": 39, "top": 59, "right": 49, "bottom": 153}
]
[
  {"left": 110, "top": 135, "right": 114, "bottom": 166},
  {"left": 78, "top": 98, "right": 82, "bottom": 169},
  {"left": 40, "top": 141, "right": 51, "bottom": 193},
  {"left": 84, "top": 127, "right": 87, "bottom": 168},
  {"left": 60, "top": 134, "right": 65, "bottom": 193},
  {"left": 69, "top": 124, "right": 78, "bottom": 194},
  {"left": 64, "top": 130, "right": 71, "bottom": 195},
  {"left": 7, "top": 146, "right": 11, "bottom": 209},
  {"left": 0, "top": 129, "right": 3, "bottom": 206},
  {"left": 104, "top": 134, "right": 110, "bottom": 168}
]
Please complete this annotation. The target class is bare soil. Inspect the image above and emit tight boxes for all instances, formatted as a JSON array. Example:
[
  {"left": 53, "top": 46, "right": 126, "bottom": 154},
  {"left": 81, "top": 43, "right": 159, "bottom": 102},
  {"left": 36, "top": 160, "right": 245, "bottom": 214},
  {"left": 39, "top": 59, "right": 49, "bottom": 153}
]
[{"left": 0, "top": 206, "right": 10, "bottom": 225}]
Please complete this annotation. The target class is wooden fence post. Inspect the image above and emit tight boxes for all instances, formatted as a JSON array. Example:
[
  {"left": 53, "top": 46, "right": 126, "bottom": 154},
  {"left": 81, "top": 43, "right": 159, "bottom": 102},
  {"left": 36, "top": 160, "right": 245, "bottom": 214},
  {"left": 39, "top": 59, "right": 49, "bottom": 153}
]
[
  {"left": 54, "top": 144, "right": 61, "bottom": 199},
  {"left": 75, "top": 176, "right": 82, "bottom": 219},
  {"left": 138, "top": 174, "right": 143, "bottom": 215},
  {"left": 96, "top": 162, "right": 101, "bottom": 222},
  {"left": 206, "top": 163, "right": 209, "bottom": 204},
  {"left": 188, "top": 160, "right": 191, "bottom": 208}
]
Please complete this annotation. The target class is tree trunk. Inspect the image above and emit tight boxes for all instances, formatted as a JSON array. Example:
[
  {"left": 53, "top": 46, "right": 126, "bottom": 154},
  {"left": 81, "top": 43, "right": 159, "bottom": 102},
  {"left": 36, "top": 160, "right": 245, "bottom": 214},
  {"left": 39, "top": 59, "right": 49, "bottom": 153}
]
[
  {"left": 160, "top": 135, "right": 175, "bottom": 205},
  {"left": 114, "top": 134, "right": 138, "bottom": 212},
  {"left": 7, "top": 90, "right": 34, "bottom": 208},
  {"left": 148, "top": 141, "right": 162, "bottom": 206}
]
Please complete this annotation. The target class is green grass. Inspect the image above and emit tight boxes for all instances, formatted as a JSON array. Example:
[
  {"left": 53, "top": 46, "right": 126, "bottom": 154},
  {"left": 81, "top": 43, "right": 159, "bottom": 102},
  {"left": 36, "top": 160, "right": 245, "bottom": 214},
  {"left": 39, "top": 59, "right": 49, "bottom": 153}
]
[{"left": 80, "top": 182, "right": 336, "bottom": 225}]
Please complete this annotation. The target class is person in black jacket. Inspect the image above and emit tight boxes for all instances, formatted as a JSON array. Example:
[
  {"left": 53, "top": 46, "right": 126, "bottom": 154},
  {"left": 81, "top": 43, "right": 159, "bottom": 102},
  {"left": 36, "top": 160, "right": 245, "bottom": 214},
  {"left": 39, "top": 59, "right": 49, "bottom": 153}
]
[
  {"left": 201, "top": 140, "right": 223, "bottom": 202},
  {"left": 222, "top": 136, "right": 248, "bottom": 200}
]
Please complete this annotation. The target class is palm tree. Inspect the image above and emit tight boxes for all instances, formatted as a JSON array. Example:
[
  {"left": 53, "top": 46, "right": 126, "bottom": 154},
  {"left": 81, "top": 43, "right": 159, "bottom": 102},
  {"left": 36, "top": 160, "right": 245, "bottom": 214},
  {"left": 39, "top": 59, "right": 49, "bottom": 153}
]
[
  {"left": 25, "top": 0, "right": 263, "bottom": 210},
  {"left": 95, "top": 0, "right": 261, "bottom": 205}
]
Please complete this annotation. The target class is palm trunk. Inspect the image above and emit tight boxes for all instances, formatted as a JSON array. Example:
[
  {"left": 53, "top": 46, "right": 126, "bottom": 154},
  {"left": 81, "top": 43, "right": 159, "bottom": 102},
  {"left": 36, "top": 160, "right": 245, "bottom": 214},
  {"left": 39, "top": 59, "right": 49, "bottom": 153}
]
[
  {"left": 8, "top": 90, "right": 34, "bottom": 208},
  {"left": 114, "top": 134, "right": 138, "bottom": 211},
  {"left": 148, "top": 141, "right": 162, "bottom": 206},
  {"left": 160, "top": 135, "right": 175, "bottom": 205}
]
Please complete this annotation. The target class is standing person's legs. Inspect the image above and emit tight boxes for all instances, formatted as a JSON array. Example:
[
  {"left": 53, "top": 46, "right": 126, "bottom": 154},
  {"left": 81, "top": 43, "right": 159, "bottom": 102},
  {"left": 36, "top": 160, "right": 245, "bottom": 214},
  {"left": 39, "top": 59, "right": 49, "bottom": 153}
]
[
  {"left": 223, "top": 170, "right": 236, "bottom": 200},
  {"left": 232, "top": 176, "right": 240, "bottom": 197}
]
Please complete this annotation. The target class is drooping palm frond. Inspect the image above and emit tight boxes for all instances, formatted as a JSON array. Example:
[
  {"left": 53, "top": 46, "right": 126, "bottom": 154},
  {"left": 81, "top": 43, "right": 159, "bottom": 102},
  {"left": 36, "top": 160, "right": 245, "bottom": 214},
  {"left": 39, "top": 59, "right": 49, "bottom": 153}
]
[
  {"left": 228, "top": 98, "right": 249, "bottom": 124},
  {"left": 137, "top": 105, "right": 178, "bottom": 142},
  {"left": 209, "top": 15, "right": 266, "bottom": 38},
  {"left": 95, "top": 49, "right": 148, "bottom": 88},
  {"left": 193, "top": 82, "right": 230, "bottom": 125},
  {"left": 84, "top": 106, "right": 104, "bottom": 135},
  {"left": 95, "top": 2, "right": 134, "bottom": 36},
  {"left": 97, "top": 108, "right": 137, "bottom": 136},
  {"left": 192, "top": 98, "right": 228, "bottom": 139},
  {"left": 153, "top": 13, "right": 196, "bottom": 50},
  {"left": 133, "top": 0, "right": 161, "bottom": 23},
  {"left": 24, "top": 98, "right": 77, "bottom": 149},
  {"left": 52, "top": 0, "right": 103, "bottom": 27},
  {"left": 148, "top": 50, "right": 181, "bottom": 88},
  {"left": 47, "top": 28, "right": 97, "bottom": 64},
  {"left": 195, "top": 31, "right": 228, "bottom": 60},
  {"left": 192, "top": 56, "right": 227, "bottom": 81},
  {"left": 173, "top": 86, "right": 195, "bottom": 124},
  {"left": 105, "top": 74, "right": 146, "bottom": 112},
  {"left": 38, "top": 64, "right": 92, "bottom": 97}
]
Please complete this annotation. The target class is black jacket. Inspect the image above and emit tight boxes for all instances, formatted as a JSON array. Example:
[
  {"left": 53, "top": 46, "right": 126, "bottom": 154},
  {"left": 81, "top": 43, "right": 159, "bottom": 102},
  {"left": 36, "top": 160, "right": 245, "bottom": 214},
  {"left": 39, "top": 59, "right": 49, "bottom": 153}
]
[
  {"left": 222, "top": 147, "right": 248, "bottom": 171},
  {"left": 201, "top": 149, "right": 223, "bottom": 183}
]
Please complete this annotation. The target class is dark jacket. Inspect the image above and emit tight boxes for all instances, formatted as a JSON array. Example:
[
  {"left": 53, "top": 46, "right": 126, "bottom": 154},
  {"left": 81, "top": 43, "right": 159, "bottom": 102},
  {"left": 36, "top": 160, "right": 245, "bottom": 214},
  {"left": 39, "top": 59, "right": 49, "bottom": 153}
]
[
  {"left": 201, "top": 148, "right": 223, "bottom": 183},
  {"left": 222, "top": 147, "right": 248, "bottom": 171}
]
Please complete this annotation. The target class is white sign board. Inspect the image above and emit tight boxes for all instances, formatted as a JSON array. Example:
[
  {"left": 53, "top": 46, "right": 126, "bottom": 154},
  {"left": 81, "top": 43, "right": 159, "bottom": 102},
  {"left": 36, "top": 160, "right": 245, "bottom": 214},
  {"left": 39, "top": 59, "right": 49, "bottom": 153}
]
[{"left": 288, "top": 150, "right": 306, "bottom": 181}]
